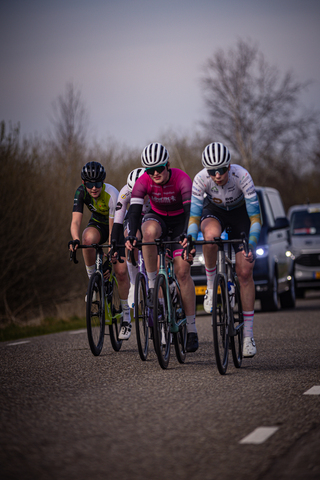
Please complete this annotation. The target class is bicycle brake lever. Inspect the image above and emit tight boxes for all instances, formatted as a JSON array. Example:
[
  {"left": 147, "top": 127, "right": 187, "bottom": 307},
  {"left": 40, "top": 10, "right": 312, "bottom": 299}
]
[{"left": 70, "top": 250, "right": 78, "bottom": 264}]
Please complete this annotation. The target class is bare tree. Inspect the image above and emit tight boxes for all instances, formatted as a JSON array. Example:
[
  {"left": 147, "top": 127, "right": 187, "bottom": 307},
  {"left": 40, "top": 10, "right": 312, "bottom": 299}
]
[
  {"left": 200, "top": 38, "right": 317, "bottom": 172},
  {"left": 49, "top": 82, "right": 89, "bottom": 179}
]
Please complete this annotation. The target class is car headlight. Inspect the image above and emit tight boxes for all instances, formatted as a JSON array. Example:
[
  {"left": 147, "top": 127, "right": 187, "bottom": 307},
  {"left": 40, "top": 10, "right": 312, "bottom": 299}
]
[
  {"left": 256, "top": 246, "right": 269, "bottom": 258},
  {"left": 198, "top": 254, "right": 205, "bottom": 265}
]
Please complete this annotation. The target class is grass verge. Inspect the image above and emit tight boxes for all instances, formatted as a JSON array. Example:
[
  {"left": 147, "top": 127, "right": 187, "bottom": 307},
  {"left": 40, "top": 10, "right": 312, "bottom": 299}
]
[{"left": 0, "top": 316, "right": 86, "bottom": 342}]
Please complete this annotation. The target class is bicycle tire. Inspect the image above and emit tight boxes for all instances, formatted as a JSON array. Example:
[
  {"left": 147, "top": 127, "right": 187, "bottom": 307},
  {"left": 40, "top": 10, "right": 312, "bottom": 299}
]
[
  {"left": 230, "top": 276, "right": 244, "bottom": 368},
  {"left": 212, "top": 273, "right": 229, "bottom": 375},
  {"left": 86, "top": 271, "right": 105, "bottom": 356},
  {"left": 153, "top": 274, "right": 171, "bottom": 369},
  {"left": 108, "top": 276, "right": 123, "bottom": 352},
  {"left": 134, "top": 272, "right": 149, "bottom": 361},
  {"left": 172, "top": 279, "right": 187, "bottom": 364}
]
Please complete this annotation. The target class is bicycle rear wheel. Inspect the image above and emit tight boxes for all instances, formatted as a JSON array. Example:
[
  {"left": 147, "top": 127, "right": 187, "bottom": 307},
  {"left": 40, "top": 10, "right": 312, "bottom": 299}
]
[
  {"left": 108, "top": 276, "right": 123, "bottom": 352},
  {"left": 86, "top": 271, "right": 105, "bottom": 356},
  {"left": 153, "top": 274, "right": 171, "bottom": 369},
  {"left": 212, "top": 273, "right": 229, "bottom": 375},
  {"left": 172, "top": 280, "right": 187, "bottom": 364},
  {"left": 230, "top": 277, "right": 244, "bottom": 368},
  {"left": 134, "top": 272, "right": 149, "bottom": 361}
]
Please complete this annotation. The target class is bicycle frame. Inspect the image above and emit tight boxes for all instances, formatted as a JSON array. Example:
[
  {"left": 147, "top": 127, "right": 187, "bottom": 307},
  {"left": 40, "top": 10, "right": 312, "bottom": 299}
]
[
  {"left": 214, "top": 239, "right": 241, "bottom": 337},
  {"left": 155, "top": 239, "right": 186, "bottom": 333},
  {"left": 136, "top": 248, "right": 153, "bottom": 327}
]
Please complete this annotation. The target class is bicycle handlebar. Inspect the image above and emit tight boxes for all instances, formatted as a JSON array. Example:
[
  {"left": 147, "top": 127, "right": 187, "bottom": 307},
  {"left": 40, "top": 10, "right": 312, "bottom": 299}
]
[
  {"left": 69, "top": 241, "right": 125, "bottom": 264},
  {"left": 192, "top": 232, "right": 249, "bottom": 256}
]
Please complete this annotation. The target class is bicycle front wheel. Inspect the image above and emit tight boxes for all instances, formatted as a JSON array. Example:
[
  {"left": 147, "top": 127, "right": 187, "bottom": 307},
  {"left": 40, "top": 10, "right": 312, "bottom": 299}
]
[
  {"left": 108, "top": 276, "right": 123, "bottom": 352},
  {"left": 153, "top": 274, "right": 171, "bottom": 369},
  {"left": 86, "top": 271, "right": 105, "bottom": 356},
  {"left": 134, "top": 272, "right": 149, "bottom": 361},
  {"left": 172, "top": 280, "right": 187, "bottom": 364},
  {"left": 230, "top": 277, "right": 244, "bottom": 368},
  {"left": 212, "top": 273, "right": 229, "bottom": 375}
]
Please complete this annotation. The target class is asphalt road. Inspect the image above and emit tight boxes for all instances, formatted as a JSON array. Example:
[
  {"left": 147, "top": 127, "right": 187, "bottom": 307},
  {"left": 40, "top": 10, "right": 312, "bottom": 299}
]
[{"left": 1, "top": 293, "right": 320, "bottom": 480}]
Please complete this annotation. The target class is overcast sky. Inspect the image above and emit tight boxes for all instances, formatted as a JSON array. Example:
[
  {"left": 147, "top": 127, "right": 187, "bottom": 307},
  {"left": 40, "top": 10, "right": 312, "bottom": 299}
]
[{"left": 1, "top": 0, "right": 320, "bottom": 150}]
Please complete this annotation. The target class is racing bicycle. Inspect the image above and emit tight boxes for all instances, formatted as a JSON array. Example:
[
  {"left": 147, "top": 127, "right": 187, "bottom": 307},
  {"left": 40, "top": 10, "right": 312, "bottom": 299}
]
[
  {"left": 192, "top": 232, "right": 248, "bottom": 375},
  {"left": 70, "top": 241, "right": 123, "bottom": 356}
]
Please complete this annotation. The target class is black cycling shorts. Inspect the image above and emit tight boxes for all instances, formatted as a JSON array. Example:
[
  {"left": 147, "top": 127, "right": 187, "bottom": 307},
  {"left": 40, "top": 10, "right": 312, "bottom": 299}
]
[
  {"left": 87, "top": 217, "right": 125, "bottom": 257},
  {"left": 142, "top": 211, "right": 185, "bottom": 257},
  {"left": 200, "top": 201, "right": 250, "bottom": 254}
]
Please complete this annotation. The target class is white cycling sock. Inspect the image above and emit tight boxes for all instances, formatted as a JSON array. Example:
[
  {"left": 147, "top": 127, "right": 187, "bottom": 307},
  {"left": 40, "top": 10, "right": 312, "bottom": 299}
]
[
  {"left": 86, "top": 264, "right": 95, "bottom": 279},
  {"left": 127, "top": 261, "right": 139, "bottom": 285},
  {"left": 243, "top": 310, "right": 254, "bottom": 337},
  {"left": 147, "top": 270, "right": 158, "bottom": 289},
  {"left": 120, "top": 299, "right": 131, "bottom": 323},
  {"left": 186, "top": 315, "right": 197, "bottom": 333},
  {"left": 206, "top": 266, "right": 217, "bottom": 290}
]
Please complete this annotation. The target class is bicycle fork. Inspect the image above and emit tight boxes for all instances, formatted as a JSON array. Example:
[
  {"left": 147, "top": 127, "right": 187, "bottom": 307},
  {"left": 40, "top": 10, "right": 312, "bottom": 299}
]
[{"left": 216, "top": 250, "right": 238, "bottom": 337}]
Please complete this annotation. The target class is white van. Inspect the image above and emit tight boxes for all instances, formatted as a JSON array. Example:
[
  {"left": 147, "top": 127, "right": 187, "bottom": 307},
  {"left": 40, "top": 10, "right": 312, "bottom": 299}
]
[{"left": 287, "top": 203, "right": 320, "bottom": 297}]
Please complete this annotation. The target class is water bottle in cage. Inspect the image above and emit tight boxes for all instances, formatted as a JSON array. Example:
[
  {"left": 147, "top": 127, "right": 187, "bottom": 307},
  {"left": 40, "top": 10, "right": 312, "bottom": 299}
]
[
  {"left": 169, "top": 277, "right": 178, "bottom": 305},
  {"left": 228, "top": 281, "right": 235, "bottom": 308}
]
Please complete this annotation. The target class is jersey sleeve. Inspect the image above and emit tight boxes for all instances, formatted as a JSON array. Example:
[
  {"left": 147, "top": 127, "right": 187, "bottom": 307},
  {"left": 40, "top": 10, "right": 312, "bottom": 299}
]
[
  {"left": 187, "top": 172, "right": 206, "bottom": 241},
  {"left": 128, "top": 176, "right": 147, "bottom": 237},
  {"left": 104, "top": 184, "right": 120, "bottom": 219},
  {"left": 72, "top": 185, "right": 85, "bottom": 213},
  {"left": 241, "top": 173, "right": 261, "bottom": 250},
  {"left": 114, "top": 185, "right": 130, "bottom": 225}
]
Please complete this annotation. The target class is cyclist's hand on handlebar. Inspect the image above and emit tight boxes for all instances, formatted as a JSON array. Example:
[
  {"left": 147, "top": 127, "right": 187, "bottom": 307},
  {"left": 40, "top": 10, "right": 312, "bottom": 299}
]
[
  {"left": 240, "top": 246, "right": 256, "bottom": 263},
  {"left": 181, "top": 247, "right": 196, "bottom": 263},
  {"left": 68, "top": 239, "right": 80, "bottom": 252},
  {"left": 125, "top": 236, "right": 137, "bottom": 251}
]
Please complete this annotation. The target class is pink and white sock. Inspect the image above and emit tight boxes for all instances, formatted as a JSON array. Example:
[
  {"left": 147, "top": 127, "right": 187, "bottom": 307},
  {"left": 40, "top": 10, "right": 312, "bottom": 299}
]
[
  {"left": 243, "top": 310, "right": 254, "bottom": 338},
  {"left": 205, "top": 266, "right": 217, "bottom": 290}
]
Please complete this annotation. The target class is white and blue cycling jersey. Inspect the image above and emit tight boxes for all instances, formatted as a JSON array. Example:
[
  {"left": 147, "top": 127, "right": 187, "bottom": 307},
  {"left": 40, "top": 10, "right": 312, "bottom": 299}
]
[{"left": 188, "top": 164, "right": 261, "bottom": 250}]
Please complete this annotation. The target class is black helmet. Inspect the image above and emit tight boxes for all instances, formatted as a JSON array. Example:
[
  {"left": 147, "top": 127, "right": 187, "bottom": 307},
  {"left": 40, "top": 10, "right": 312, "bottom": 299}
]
[{"left": 81, "top": 162, "right": 106, "bottom": 182}]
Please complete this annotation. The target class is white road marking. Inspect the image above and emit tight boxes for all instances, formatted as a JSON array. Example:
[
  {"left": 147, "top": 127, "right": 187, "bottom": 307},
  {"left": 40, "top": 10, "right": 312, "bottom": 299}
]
[
  {"left": 239, "top": 427, "right": 279, "bottom": 444},
  {"left": 303, "top": 386, "right": 320, "bottom": 395},
  {"left": 69, "top": 329, "right": 86, "bottom": 335},
  {"left": 7, "top": 341, "right": 30, "bottom": 346}
]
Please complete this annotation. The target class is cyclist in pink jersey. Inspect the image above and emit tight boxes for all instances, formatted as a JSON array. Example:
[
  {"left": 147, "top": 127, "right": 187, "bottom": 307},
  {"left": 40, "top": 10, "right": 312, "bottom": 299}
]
[{"left": 125, "top": 143, "right": 199, "bottom": 353}]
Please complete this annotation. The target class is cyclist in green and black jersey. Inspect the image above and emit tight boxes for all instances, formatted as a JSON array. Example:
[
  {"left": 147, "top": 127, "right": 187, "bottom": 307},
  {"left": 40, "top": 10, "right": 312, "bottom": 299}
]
[{"left": 68, "top": 161, "right": 131, "bottom": 336}]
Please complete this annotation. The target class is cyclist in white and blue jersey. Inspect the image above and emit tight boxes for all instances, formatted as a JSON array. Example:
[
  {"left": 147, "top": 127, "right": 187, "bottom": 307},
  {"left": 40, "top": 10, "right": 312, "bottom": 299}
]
[{"left": 186, "top": 142, "right": 261, "bottom": 357}]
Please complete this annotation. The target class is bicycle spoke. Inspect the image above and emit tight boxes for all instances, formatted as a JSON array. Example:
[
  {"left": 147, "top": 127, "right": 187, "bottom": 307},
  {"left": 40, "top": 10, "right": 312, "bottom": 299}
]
[
  {"left": 86, "top": 272, "right": 105, "bottom": 356},
  {"left": 212, "top": 274, "right": 229, "bottom": 374},
  {"left": 135, "top": 272, "right": 149, "bottom": 361}
]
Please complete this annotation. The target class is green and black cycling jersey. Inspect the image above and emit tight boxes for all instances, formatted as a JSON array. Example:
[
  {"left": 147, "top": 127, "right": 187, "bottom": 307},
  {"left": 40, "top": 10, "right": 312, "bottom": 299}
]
[{"left": 72, "top": 183, "right": 119, "bottom": 225}]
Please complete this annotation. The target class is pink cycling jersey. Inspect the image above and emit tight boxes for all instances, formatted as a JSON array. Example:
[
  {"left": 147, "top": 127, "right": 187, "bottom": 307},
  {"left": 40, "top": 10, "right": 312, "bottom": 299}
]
[{"left": 130, "top": 169, "right": 191, "bottom": 216}]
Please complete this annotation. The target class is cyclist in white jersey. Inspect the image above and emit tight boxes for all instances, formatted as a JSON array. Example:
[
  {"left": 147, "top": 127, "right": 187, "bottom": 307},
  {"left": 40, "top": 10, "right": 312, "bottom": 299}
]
[
  {"left": 111, "top": 168, "right": 148, "bottom": 339},
  {"left": 185, "top": 142, "right": 261, "bottom": 357}
]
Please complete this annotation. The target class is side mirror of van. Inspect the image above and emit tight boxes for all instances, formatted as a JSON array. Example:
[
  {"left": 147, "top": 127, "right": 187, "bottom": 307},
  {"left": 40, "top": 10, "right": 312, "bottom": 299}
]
[{"left": 270, "top": 217, "right": 290, "bottom": 231}]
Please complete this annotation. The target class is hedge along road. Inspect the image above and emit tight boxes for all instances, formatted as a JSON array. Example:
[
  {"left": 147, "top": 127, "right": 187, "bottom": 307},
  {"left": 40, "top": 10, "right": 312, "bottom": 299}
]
[{"left": 1, "top": 293, "right": 320, "bottom": 480}]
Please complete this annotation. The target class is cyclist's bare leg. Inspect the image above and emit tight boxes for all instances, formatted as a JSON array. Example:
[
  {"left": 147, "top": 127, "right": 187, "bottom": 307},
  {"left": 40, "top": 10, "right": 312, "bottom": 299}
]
[
  {"left": 141, "top": 219, "right": 162, "bottom": 279},
  {"left": 113, "top": 259, "right": 130, "bottom": 299},
  {"left": 173, "top": 256, "right": 195, "bottom": 317},
  {"left": 201, "top": 217, "right": 221, "bottom": 269},
  {"left": 82, "top": 226, "right": 101, "bottom": 266},
  {"left": 235, "top": 252, "right": 255, "bottom": 312}
]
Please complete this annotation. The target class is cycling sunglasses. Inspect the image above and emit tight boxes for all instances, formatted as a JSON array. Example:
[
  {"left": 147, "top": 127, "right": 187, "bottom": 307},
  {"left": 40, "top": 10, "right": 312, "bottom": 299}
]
[
  {"left": 207, "top": 166, "right": 229, "bottom": 177},
  {"left": 84, "top": 181, "right": 103, "bottom": 189},
  {"left": 146, "top": 164, "right": 167, "bottom": 175}
]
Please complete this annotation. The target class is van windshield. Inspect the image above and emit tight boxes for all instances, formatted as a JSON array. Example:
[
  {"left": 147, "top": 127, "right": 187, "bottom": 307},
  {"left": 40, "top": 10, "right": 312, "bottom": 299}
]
[{"left": 291, "top": 210, "right": 320, "bottom": 235}]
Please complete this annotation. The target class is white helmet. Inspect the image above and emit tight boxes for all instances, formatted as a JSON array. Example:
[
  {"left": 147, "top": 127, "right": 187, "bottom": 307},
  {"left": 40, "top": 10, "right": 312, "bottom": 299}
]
[
  {"left": 201, "top": 142, "right": 231, "bottom": 169},
  {"left": 141, "top": 142, "right": 169, "bottom": 168},
  {"left": 127, "top": 168, "right": 145, "bottom": 192}
]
